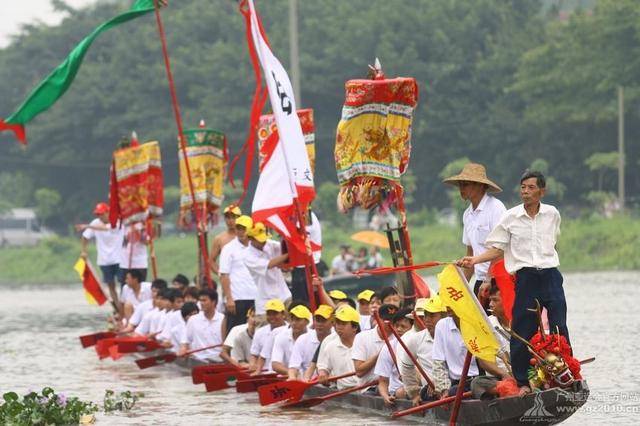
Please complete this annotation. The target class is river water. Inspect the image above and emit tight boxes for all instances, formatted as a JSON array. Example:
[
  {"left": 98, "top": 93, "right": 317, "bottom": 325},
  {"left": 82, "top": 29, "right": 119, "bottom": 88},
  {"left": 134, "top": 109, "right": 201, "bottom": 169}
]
[{"left": 0, "top": 272, "right": 639, "bottom": 425}]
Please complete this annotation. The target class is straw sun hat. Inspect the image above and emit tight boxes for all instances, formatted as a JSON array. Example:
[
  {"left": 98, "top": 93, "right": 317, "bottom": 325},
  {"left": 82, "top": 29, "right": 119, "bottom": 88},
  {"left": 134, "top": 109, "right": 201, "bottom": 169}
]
[{"left": 442, "top": 163, "right": 502, "bottom": 193}]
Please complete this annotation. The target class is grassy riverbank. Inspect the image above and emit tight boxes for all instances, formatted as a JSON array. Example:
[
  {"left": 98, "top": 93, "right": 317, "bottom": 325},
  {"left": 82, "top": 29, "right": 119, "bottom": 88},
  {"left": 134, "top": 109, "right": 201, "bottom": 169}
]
[{"left": 1, "top": 216, "right": 638, "bottom": 285}]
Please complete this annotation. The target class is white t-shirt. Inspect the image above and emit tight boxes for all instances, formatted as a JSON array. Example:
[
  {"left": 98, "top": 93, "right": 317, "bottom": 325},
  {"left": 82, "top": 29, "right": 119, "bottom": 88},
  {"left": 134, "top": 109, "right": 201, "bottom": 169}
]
[
  {"left": 119, "top": 223, "right": 148, "bottom": 269},
  {"left": 398, "top": 328, "right": 435, "bottom": 387},
  {"left": 219, "top": 237, "right": 258, "bottom": 301},
  {"left": 317, "top": 337, "right": 358, "bottom": 390},
  {"left": 289, "top": 329, "right": 329, "bottom": 373},
  {"left": 82, "top": 218, "right": 124, "bottom": 266},
  {"left": 374, "top": 341, "right": 402, "bottom": 393},
  {"left": 351, "top": 327, "right": 388, "bottom": 386},
  {"left": 432, "top": 317, "right": 479, "bottom": 379},
  {"left": 244, "top": 240, "right": 292, "bottom": 314},
  {"left": 271, "top": 327, "right": 306, "bottom": 371},
  {"left": 258, "top": 324, "right": 287, "bottom": 372},
  {"left": 489, "top": 315, "right": 510, "bottom": 373},
  {"left": 158, "top": 310, "right": 182, "bottom": 343},
  {"left": 462, "top": 194, "right": 506, "bottom": 280},
  {"left": 135, "top": 306, "right": 159, "bottom": 335},
  {"left": 121, "top": 281, "right": 152, "bottom": 307},
  {"left": 359, "top": 314, "right": 372, "bottom": 331},
  {"left": 168, "top": 321, "right": 186, "bottom": 352},
  {"left": 224, "top": 323, "right": 253, "bottom": 362},
  {"left": 331, "top": 255, "right": 350, "bottom": 274},
  {"left": 181, "top": 311, "right": 225, "bottom": 361},
  {"left": 129, "top": 299, "right": 153, "bottom": 327}
]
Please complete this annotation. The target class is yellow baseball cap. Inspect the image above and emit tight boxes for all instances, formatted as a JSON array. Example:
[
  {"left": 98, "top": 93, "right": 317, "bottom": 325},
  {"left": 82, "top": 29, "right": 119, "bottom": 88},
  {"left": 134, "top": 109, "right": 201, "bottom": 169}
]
[
  {"left": 248, "top": 222, "right": 268, "bottom": 243},
  {"left": 235, "top": 215, "right": 253, "bottom": 229},
  {"left": 289, "top": 305, "right": 312, "bottom": 321},
  {"left": 334, "top": 305, "right": 360, "bottom": 323},
  {"left": 314, "top": 304, "right": 333, "bottom": 320},
  {"left": 223, "top": 205, "right": 242, "bottom": 216},
  {"left": 424, "top": 295, "right": 447, "bottom": 313},
  {"left": 264, "top": 299, "right": 286, "bottom": 312},
  {"left": 329, "top": 290, "right": 347, "bottom": 300},
  {"left": 357, "top": 289, "right": 375, "bottom": 302}
]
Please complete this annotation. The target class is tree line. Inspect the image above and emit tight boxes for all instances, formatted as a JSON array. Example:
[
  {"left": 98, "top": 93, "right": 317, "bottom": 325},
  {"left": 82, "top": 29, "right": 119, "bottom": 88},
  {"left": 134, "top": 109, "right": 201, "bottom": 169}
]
[{"left": 0, "top": 0, "right": 637, "bottom": 232}]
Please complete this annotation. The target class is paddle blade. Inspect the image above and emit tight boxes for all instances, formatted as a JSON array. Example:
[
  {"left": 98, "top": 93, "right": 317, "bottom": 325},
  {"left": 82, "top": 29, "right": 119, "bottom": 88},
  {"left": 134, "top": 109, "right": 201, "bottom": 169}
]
[
  {"left": 109, "top": 344, "right": 125, "bottom": 361},
  {"left": 80, "top": 331, "right": 116, "bottom": 348},
  {"left": 258, "top": 380, "right": 311, "bottom": 405},
  {"left": 236, "top": 376, "right": 284, "bottom": 394},
  {"left": 191, "top": 364, "right": 239, "bottom": 384},
  {"left": 117, "top": 340, "right": 162, "bottom": 353},
  {"left": 95, "top": 338, "right": 117, "bottom": 359},
  {"left": 135, "top": 353, "right": 178, "bottom": 369}
]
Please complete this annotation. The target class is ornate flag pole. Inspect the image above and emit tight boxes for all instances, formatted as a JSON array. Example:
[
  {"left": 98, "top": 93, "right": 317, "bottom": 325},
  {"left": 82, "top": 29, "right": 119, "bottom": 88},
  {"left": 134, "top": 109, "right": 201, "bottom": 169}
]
[{"left": 151, "top": 0, "right": 212, "bottom": 287}]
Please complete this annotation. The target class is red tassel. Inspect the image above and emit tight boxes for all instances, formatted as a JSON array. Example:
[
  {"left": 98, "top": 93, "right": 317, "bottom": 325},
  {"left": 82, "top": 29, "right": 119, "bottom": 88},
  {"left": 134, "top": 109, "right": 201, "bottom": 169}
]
[{"left": 0, "top": 119, "right": 27, "bottom": 144}]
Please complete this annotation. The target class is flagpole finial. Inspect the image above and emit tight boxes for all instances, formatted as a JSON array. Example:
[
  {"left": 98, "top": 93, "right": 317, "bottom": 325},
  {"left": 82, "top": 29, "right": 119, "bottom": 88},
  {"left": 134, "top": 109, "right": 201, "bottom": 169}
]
[
  {"left": 131, "top": 131, "right": 139, "bottom": 147},
  {"left": 367, "top": 58, "right": 385, "bottom": 80},
  {"left": 199, "top": 119, "right": 206, "bottom": 128}
]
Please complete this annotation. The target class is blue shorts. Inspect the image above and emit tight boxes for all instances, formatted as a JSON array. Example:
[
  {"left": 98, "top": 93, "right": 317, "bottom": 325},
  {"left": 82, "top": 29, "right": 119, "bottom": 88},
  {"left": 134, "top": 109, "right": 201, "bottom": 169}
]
[{"left": 99, "top": 264, "right": 120, "bottom": 285}]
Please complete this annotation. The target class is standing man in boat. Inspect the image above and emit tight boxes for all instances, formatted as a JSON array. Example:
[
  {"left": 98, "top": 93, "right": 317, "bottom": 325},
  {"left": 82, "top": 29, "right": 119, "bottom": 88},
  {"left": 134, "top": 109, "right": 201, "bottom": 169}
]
[
  {"left": 78, "top": 202, "right": 124, "bottom": 306},
  {"left": 443, "top": 162, "right": 506, "bottom": 301},
  {"left": 219, "top": 215, "right": 258, "bottom": 334},
  {"left": 210, "top": 205, "right": 241, "bottom": 276},
  {"left": 459, "top": 170, "right": 568, "bottom": 395}
]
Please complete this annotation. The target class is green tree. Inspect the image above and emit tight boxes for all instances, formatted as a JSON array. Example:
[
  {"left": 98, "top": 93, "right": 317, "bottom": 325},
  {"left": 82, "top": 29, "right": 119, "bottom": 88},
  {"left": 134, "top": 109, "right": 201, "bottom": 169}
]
[
  {"left": 585, "top": 151, "right": 618, "bottom": 191},
  {"left": 438, "top": 157, "right": 470, "bottom": 219},
  {"left": 34, "top": 187, "right": 62, "bottom": 226},
  {"left": 0, "top": 172, "right": 35, "bottom": 208}
]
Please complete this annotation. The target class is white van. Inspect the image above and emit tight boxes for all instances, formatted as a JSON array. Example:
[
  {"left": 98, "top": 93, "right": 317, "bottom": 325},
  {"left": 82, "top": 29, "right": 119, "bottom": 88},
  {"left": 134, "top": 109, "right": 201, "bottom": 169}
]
[{"left": 0, "top": 208, "right": 54, "bottom": 247}]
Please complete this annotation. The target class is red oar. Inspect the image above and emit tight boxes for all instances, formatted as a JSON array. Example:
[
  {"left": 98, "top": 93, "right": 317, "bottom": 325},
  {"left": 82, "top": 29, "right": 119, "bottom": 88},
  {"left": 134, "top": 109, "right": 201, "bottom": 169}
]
[
  {"left": 236, "top": 376, "right": 285, "bottom": 393},
  {"left": 79, "top": 331, "right": 117, "bottom": 348},
  {"left": 192, "top": 364, "right": 243, "bottom": 384},
  {"left": 257, "top": 372, "right": 357, "bottom": 406},
  {"left": 116, "top": 339, "right": 163, "bottom": 354},
  {"left": 281, "top": 379, "right": 378, "bottom": 409},
  {"left": 135, "top": 344, "right": 223, "bottom": 369},
  {"left": 95, "top": 335, "right": 148, "bottom": 359},
  {"left": 391, "top": 391, "right": 472, "bottom": 418},
  {"left": 203, "top": 371, "right": 278, "bottom": 392}
]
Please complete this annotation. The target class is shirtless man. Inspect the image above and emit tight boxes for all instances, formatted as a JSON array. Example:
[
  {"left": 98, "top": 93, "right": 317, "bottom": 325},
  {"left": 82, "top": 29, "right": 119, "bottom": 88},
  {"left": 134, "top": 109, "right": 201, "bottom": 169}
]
[{"left": 210, "top": 205, "right": 241, "bottom": 276}]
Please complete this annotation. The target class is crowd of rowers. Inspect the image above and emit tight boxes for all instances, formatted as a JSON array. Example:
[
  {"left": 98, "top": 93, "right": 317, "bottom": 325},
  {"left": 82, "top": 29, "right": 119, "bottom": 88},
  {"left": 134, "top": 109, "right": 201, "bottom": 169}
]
[{"left": 107, "top": 258, "right": 511, "bottom": 407}]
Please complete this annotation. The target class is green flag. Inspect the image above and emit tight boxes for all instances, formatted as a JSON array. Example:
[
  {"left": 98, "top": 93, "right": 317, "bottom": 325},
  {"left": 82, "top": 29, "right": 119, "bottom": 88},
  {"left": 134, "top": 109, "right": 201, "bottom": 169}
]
[{"left": 0, "top": 0, "right": 156, "bottom": 144}]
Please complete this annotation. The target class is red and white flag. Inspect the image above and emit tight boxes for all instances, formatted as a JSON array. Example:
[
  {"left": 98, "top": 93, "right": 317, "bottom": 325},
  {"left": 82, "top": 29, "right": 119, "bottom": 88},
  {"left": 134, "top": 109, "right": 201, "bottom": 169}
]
[{"left": 244, "top": 0, "right": 316, "bottom": 253}]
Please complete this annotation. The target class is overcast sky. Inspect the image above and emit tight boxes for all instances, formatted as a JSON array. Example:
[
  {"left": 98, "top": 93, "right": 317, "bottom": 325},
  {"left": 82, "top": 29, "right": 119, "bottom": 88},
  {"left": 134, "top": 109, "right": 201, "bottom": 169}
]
[{"left": 0, "top": 0, "right": 96, "bottom": 48}]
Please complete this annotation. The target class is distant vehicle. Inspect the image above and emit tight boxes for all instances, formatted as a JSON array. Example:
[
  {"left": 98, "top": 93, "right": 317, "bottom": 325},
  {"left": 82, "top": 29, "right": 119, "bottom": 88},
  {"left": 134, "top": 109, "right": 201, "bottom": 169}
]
[{"left": 0, "top": 208, "right": 54, "bottom": 247}]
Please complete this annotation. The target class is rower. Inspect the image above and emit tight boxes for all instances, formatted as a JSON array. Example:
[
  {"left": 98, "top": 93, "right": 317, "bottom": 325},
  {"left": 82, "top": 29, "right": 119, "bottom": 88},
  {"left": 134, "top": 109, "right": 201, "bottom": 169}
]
[
  {"left": 183, "top": 286, "right": 199, "bottom": 303},
  {"left": 157, "top": 288, "right": 185, "bottom": 346},
  {"left": 120, "top": 269, "right": 152, "bottom": 321},
  {"left": 316, "top": 305, "right": 360, "bottom": 390},
  {"left": 328, "top": 289, "right": 348, "bottom": 306},
  {"left": 460, "top": 170, "right": 569, "bottom": 395},
  {"left": 219, "top": 215, "right": 258, "bottom": 334},
  {"left": 271, "top": 305, "right": 312, "bottom": 375},
  {"left": 357, "top": 289, "right": 375, "bottom": 331},
  {"left": 375, "top": 308, "right": 413, "bottom": 405},
  {"left": 122, "top": 278, "right": 167, "bottom": 333},
  {"left": 398, "top": 296, "right": 447, "bottom": 405},
  {"left": 171, "top": 273, "right": 190, "bottom": 293},
  {"left": 470, "top": 281, "right": 512, "bottom": 400},
  {"left": 179, "top": 288, "right": 225, "bottom": 362},
  {"left": 220, "top": 307, "right": 257, "bottom": 368},
  {"left": 249, "top": 299, "right": 287, "bottom": 373},
  {"left": 78, "top": 202, "right": 124, "bottom": 306},
  {"left": 432, "top": 307, "right": 480, "bottom": 399},
  {"left": 352, "top": 304, "right": 397, "bottom": 394},
  {"left": 135, "top": 286, "right": 172, "bottom": 337},
  {"left": 288, "top": 304, "right": 334, "bottom": 381},
  {"left": 159, "top": 301, "right": 199, "bottom": 352},
  {"left": 443, "top": 162, "right": 506, "bottom": 307},
  {"left": 243, "top": 222, "right": 291, "bottom": 327},
  {"left": 379, "top": 286, "right": 401, "bottom": 307}
]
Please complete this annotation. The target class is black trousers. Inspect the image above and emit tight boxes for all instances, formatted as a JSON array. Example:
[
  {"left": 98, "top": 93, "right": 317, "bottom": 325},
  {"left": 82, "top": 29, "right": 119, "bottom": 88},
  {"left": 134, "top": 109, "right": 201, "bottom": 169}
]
[
  {"left": 511, "top": 267, "right": 569, "bottom": 386},
  {"left": 291, "top": 266, "right": 319, "bottom": 306},
  {"left": 225, "top": 299, "right": 255, "bottom": 334}
]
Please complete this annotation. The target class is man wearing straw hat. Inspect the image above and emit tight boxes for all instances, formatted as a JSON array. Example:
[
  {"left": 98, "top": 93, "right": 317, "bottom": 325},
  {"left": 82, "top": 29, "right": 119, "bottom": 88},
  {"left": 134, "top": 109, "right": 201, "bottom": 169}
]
[{"left": 443, "top": 163, "right": 506, "bottom": 300}]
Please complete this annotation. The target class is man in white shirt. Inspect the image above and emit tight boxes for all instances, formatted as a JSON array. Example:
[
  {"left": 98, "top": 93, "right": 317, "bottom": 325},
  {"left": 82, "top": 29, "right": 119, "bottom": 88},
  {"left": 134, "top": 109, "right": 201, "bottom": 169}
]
[
  {"left": 122, "top": 279, "right": 167, "bottom": 332},
  {"left": 79, "top": 202, "right": 124, "bottom": 305},
  {"left": 330, "top": 245, "right": 353, "bottom": 276},
  {"left": 159, "top": 301, "right": 198, "bottom": 352},
  {"left": 156, "top": 288, "right": 185, "bottom": 348},
  {"left": 357, "top": 289, "right": 374, "bottom": 331},
  {"left": 398, "top": 296, "right": 446, "bottom": 405},
  {"left": 119, "top": 222, "right": 149, "bottom": 284},
  {"left": 221, "top": 307, "right": 257, "bottom": 368},
  {"left": 375, "top": 308, "right": 413, "bottom": 405},
  {"left": 219, "top": 215, "right": 258, "bottom": 334},
  {"left": 352, "top": 304, "right": 397, "bottom": 394},
  {"left": 136, "top": 287, "right": 172, "bottom": 337},
  {"left": 432, "top": 311, "right": 480, "bottom": 398},
  {"left": 443, "top": 162, "right": 506, "bottom": 301},
  {"left": 317, "top": 305, "right": 360, "bottom": 390},
  {"left": 179, "top": 288, "right": 225, "bottom": 361},
  {"left": 210, "top": 205, "right": 242, "bottom": 276},
  {"left": 250, "top": 299, "right": 287, "bottom": 373},
  {"left": 243, "top": 222, "right": 291, "bottom": 324},
  {"left": 460, "top": 170, "right": 568, "bottom": 394},
  {"left": 288, "top": 304, "right": 334, "bottom": 380},
  {"left": 271, "top": 305, "right": 312, "bottom": 375},
  {"left": 120, "top": 269, "right": 153, "bottom": 321}
]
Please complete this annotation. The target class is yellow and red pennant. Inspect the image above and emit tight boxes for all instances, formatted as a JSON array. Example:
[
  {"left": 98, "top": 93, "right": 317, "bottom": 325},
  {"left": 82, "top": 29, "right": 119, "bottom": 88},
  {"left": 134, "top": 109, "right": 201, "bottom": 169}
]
[{"left": 74, "top": 258, "right": 108, "bottom": 306}]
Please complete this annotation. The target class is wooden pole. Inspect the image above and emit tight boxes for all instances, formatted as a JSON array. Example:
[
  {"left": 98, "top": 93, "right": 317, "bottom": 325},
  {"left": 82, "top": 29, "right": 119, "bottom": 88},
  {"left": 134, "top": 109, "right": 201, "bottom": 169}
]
[
  {"left": 617, "top": 85, "right": 625, "bottom": 211},
  {"left": 449, "top": 351, "right": 472, "bottom": 425}
]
